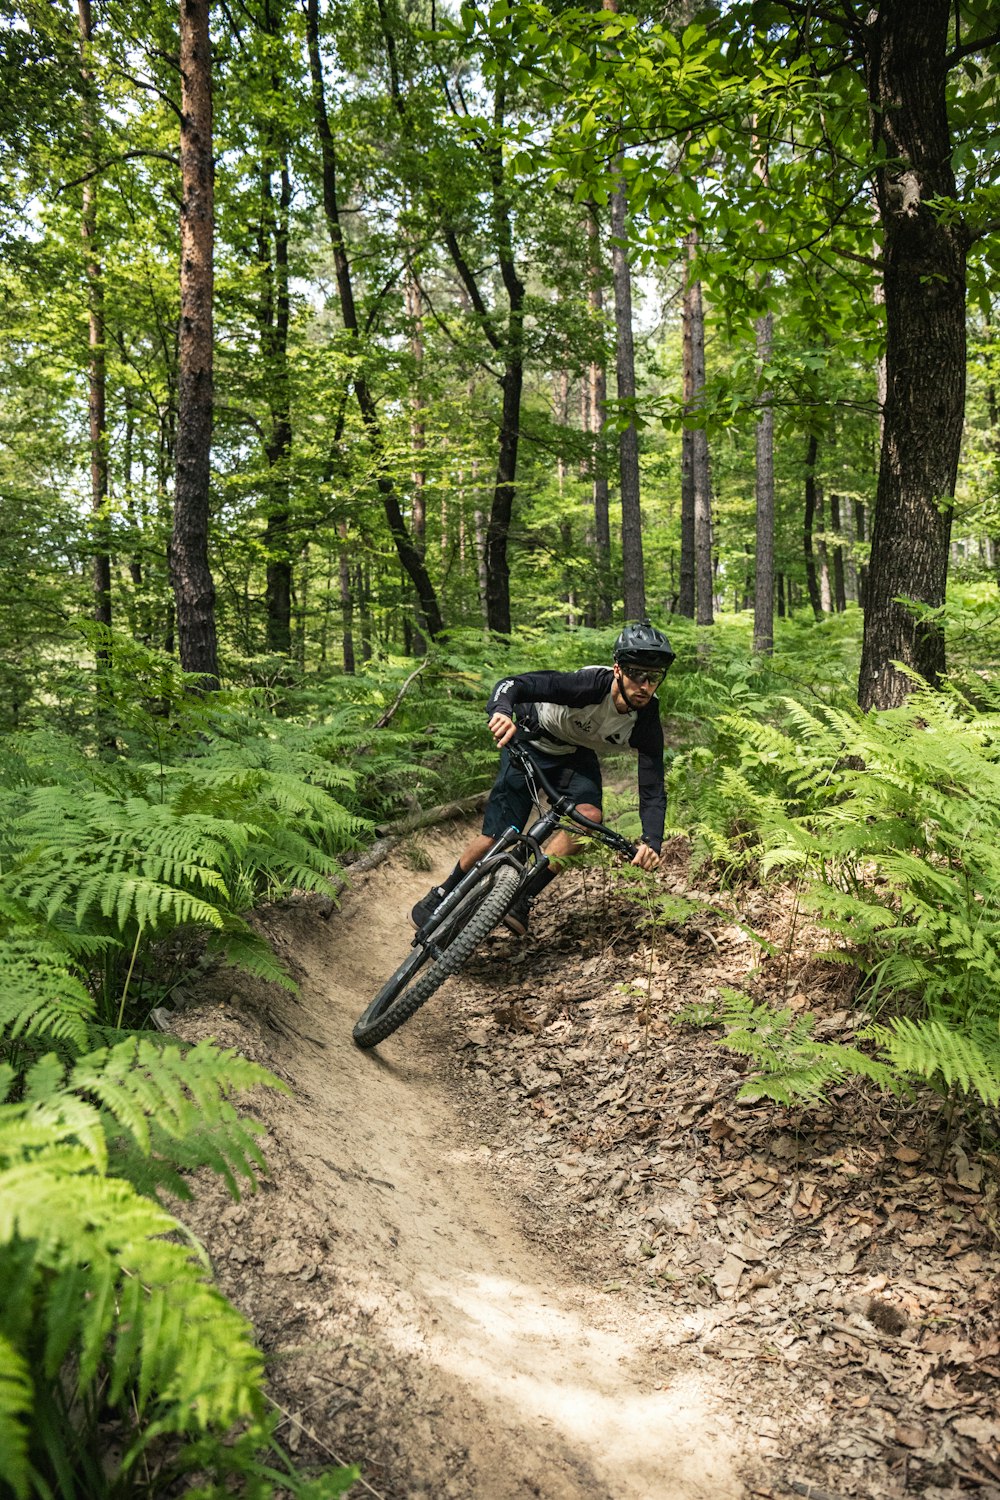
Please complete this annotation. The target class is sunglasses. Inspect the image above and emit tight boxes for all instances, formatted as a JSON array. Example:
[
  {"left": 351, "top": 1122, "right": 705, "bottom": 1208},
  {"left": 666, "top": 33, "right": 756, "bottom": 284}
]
[{"left": 622, "top": 667, "right": 665, "bottom": 688}]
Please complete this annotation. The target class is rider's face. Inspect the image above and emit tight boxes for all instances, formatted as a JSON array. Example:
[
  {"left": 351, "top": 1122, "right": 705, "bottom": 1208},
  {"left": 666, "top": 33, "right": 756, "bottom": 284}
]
[{"left": 615, "top": 664, "right": 662, "bottom": 706}]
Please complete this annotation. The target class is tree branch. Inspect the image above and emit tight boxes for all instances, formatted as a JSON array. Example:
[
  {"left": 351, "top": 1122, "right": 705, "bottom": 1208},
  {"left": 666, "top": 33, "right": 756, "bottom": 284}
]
[
  {"left": 56, "top": 150, "right": 180, "bottom": 194},
  {"left": 370, "top": 659, "right": 430, "bottom": 730},
  {"left": 443, "top": 228, "right": 503, "bottom": 351},
  {"left": 947, "top": 29, "right": 1000, "bottom": 65}
]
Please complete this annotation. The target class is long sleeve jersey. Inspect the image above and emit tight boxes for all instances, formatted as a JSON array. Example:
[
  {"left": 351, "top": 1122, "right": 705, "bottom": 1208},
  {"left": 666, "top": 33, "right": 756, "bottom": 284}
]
[{"left": 486, "top": 666, "right": 666, "bottom": 852}]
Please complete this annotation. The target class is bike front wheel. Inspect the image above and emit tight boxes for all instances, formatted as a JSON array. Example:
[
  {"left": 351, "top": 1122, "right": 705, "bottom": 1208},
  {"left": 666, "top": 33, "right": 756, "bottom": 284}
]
[{"left": 352, "top": 863, "right": 521, "bottom": 1050}]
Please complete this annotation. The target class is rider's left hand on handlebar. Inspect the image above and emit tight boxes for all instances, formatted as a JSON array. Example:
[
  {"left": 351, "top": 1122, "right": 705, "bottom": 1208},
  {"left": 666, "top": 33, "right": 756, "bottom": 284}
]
[
  {"left": 632, "top": 842, "right": 660, "bottom": 871},
  {"left": 489, "top": 712, "right": 517, "bottom": 748}
]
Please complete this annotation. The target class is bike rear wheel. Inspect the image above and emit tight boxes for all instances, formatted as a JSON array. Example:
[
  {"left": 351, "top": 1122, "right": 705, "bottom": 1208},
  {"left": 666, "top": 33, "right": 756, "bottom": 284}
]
[{"left": 352, "top": 863, "right": 520, "bottom": 1049}]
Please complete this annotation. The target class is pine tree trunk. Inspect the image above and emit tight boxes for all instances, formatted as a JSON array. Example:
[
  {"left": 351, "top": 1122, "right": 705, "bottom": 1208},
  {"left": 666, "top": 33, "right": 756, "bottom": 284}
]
[
  {"left": 683, "top": 234, "right": 713, "bottom": 627},
  {"left": 485, "top": 351, "right": 522, "bottom": 635},
  {"left": 610, "top": 167, "right": 645, "bottom": 621},
  {"left": 753, "top": 308, "right": 775, "bottom": 655},
  {"left": 830, "top": 493, "right": 847, "bottom": 612},
  {"left": 817, "top": 489, "right": 832, "bottom": 613},
  {"left": 678, "top": 232, "right": 698, "bottom": 620},
  {"left": 473, "top": 505, "right": 489, "bottom": 625},
  {"left": 679, "top": 425, "right": 695, "bottom": 619},
  {"left": 751, "top": 142, "right": 774, "bottom": 656},
  {"left": 803, "top": 431, "right": 823, "bottom": 620},
  {"left": 357, "top": 561, "right": 373, "bottom": 662},
  {"left": 481, "top": 73, "right": 524, "bottom": 638},
  {"left": 171, "top": 0, "right": 219, "bottom": 687},
  {"left": 854, "top": 501, "right": 868, "bottom": 609},
  {"left": 586, "top": 201, "right": 612, "bottom": 623},
  {"left": 857, "top": 0, "right": 968, "bottom": 709},
  {"left": 77, "top": 0, "right": 112, "bottom": 659},
  {"left": 305, "top": 0, "right": 443, "bottom": 641},
  {"left": 261, "top": 156, "right": 293, "bottom": 656},
  {"left": 843, "top": 497, "right": 859, "bottom": 603},
  {"left": 337, "top": 522, "right": 355, "bottom": 674},
  {"left": 406, "top": 265, "right": 428, "bottom": 655}
]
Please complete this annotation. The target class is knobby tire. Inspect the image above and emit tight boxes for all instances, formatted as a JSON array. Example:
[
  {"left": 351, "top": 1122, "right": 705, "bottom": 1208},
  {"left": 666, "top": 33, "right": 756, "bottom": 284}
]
[{"left": 352, "top": 864, "right": 521, "bottom": 1049}]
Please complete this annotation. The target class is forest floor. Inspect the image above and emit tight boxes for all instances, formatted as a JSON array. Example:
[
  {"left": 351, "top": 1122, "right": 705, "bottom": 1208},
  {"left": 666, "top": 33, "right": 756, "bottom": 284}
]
[{"left": 169, "top": 823, "right": 1000, "bottom": 1500}]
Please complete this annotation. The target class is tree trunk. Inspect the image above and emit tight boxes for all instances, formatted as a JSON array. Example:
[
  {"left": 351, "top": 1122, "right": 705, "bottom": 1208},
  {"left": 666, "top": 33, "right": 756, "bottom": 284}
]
[
  {"left": 586, "top": 200, "right": 612, "bottom": 623},
  {"left": 485, "top": 353, "right": 523, "bottom": 635},
  {"left": 555, "top": 368, "right": 576, "bottom": 624},
  {"left": 601, "top": 0, "right": 644, "bottom": 619},
  {"left": 682, "top": 233, "right": 713, "bottom": 627},
  {"left": 844, "top": 496, "right": 859, "bottom": 604},
  {"left": 752, "top": 140, "right": 774, "bottom": 656},
  {"left": 753, "top": 307, "right": 775, "bottom": 655},
  {"left": 406, "top": 264, "right": 428, "bottom": 655},
  {"left": 803, "top": 432, "right": 823, "bottom": 620},
  {"left": 857, "top": 0, "right": 968, "bottom": 709},
  {"left": 829, "top": 492, "right": 847, "bottom": 612},
  {"left": 337, "top": 522, "right": 355, "bottom": 674},
  {"left": 480, "top": 73, "right": 525, "bottom": 637},
  {"left": 171, "top": 0, "right": 219, "bottom": 687},
  {"left": 854, "top": 501, "right": 868, "bottom": 609},
  {"left": 77, "top": 0, "right": 112, "bottom": 661},
  {"left": 609, "top": 166, "right": 645, "bottom": 620},
  {"left": 260, "top": 155, "right": 293, "bottom": 656},
  {"left": 984, "top": 377, "right": 1000, "bottom": 588},
  {"left": 473, "top": 504, "right": 489, "bottom": 625},
  {"left": 678, "top": 230, "right": 701, "bottom": 620},
  {"left": 305, "top": 0, "right": 443, "bottom": 641},
  {"left": 679, "top": 426, "right": 695, "bottom": 618},
  {"left": 817, "top": 489, "right": 832, "bottom": 613}
]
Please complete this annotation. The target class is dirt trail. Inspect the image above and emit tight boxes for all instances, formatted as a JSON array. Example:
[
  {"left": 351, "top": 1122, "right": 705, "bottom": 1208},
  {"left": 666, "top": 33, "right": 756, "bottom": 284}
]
[{"left": 172, "top": 832, "right": 749, "bottom": 1500}]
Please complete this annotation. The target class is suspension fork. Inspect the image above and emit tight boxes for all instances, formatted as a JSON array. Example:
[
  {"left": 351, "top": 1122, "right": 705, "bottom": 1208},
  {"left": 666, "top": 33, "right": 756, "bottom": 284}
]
[{"left": 412, "top": 824, "right": 533, "bottom": 948}]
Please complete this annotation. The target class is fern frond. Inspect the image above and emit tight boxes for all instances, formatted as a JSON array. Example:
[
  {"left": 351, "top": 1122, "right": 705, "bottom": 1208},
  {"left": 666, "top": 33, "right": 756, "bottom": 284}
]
[
  {"left": 0, "top": 1334, "right": 31, "bottom": 1500},
  {"left": 0, "top": 939, "right": 95, "bottom": 1053},
  {"left": 0, "top": 1143, "right": 265, "bottom": 1425},
  {"left": 66, "top": 1036, "right": 279, "bottom": 1189},
  {"left": 685, "top": 990, "right": 897, "bottom": 1106},
  {"left": 865, "top": 1016, "right": 1000, "bottom": 1105}
]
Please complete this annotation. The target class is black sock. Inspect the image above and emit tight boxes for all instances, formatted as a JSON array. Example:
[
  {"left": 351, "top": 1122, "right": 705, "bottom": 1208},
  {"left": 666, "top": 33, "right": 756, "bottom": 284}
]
[
  {"left": 440, "top": 861, "right": 465, "bottom": 895},
  {"left": 523, "top": 864, "right": 557, "bottom": 901}
]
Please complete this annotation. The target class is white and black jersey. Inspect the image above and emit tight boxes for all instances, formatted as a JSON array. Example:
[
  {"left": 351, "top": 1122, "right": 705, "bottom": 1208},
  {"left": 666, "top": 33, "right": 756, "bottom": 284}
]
[{"left": 486, "top": 666, "right": 666, "bottom": 851}]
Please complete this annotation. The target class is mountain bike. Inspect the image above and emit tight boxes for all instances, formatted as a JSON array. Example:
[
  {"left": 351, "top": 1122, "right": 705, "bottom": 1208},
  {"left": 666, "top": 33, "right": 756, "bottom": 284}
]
[{"left": 352, "top": 738, "right": 638, "bottom": 1049}]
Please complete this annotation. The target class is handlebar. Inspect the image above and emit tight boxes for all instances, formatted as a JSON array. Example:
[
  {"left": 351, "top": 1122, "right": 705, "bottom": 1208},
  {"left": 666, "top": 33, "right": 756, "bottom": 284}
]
[{"left": 507, "top": 738, "right": 640, "bottom": 862}]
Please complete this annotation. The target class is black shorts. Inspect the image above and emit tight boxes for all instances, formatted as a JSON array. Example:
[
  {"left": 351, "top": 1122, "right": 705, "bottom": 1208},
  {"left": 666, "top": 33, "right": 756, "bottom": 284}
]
[{"left": 481, "top": 745, "right": 603, "bottom": 839}]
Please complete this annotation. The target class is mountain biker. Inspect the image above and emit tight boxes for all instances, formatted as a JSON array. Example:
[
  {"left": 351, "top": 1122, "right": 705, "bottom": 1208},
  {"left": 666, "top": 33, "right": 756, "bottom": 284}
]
[{"left": 411, "top": 621, "right": 675, "bottom": 937}]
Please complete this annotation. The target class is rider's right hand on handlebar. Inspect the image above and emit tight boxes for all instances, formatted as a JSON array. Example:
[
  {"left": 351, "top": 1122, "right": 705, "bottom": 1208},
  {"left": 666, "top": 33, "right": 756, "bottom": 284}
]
[
  {"left": 489, "top": 712, "right": 517, "bottom": 748},
  {"left": 631, "top": 841, "right": 660, "bottom": 871}
]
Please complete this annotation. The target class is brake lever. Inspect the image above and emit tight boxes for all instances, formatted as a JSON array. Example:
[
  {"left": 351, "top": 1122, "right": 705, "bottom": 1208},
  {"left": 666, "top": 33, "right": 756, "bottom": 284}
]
[{"left": 606, "top": 833, "right": 640, "bottom": 862}]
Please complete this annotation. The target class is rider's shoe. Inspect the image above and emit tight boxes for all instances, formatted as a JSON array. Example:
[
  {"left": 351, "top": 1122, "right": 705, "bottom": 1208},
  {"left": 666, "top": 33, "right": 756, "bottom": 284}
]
[
  {"left": 502, "top": 896, "right": 531, "bottom": 937},
  {"left": 411, "top": 883, "right": 447, "bottom": 929}
]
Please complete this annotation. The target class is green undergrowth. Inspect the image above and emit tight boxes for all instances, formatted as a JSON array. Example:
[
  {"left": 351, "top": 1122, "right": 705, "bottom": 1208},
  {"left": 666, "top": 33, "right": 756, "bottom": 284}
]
[
  {"left": 666, "top": 644, "right": 1000, "bottom": 1119},
  {"left": 0, "top": 933, "right": 358, "bottom": 1497},
  {"left": 5, "top": 607, "right": 1000, "bottom": 1489},
  {"left": 0, "top": 623, "right": 631, "bottom": 1495}
]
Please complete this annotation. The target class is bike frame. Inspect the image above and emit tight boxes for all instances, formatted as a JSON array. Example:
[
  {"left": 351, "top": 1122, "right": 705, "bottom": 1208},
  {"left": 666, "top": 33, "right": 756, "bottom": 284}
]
[{"left": 413, "top": 738, "right": 637, "bottom": 955}]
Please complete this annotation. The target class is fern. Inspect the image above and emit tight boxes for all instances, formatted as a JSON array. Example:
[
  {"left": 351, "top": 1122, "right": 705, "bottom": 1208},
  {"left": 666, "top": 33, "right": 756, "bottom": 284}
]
[
  {"left": 0, "top": 905, "right": 355, "bottom": 1496},
  {"left": 683, "top": 989, "right": 898, "bottom": 1105},
  {"left": 0, "top": 938, "right": 95, "bottom": 1054},
  {"left": 0, "top": 1103, "right": 266, "bottom": 1485},
  {"left": 0, "top": 995, "right": 354, "bottom": 1494},
  {"left": 0, "top": 711, "right": 370, "bottom": 1023},
  {"left": 0, "top": 1335, "right": 31, "bottom": 1500},
  {"left": 864, "top": 1016, "right": 1000, "bottom": 1105},
  {"left": 669, "top": 677, "right": 1000, "bottom": 1109}
]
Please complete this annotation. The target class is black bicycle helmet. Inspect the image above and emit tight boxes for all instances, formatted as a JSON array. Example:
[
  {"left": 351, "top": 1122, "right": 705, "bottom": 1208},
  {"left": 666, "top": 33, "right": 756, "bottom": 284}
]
[{"left": 613, "top": 620, "right": 676, "bottom": 671}]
